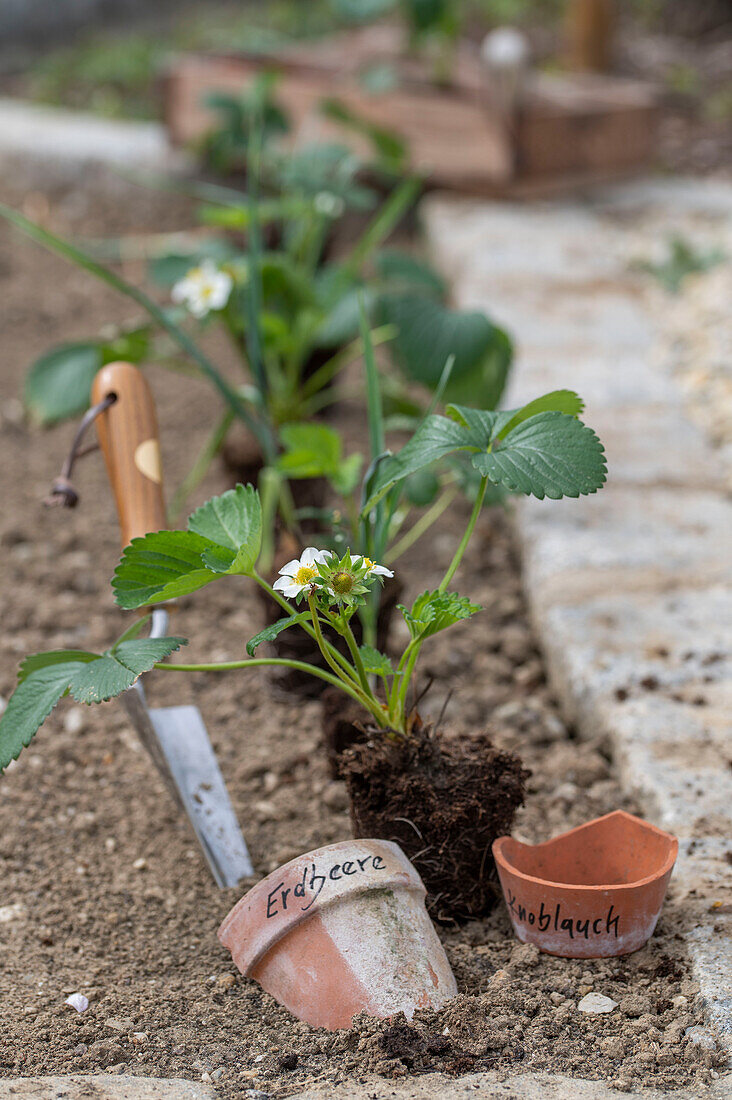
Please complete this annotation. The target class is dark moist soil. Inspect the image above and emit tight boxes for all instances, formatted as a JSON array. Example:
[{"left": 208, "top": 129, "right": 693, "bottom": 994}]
[
  {"left": 343, "top": 725, "right": 529, "bottom": 924},
  {"left": 0, "top": 172, "right": 725, "bottom": 1097}
]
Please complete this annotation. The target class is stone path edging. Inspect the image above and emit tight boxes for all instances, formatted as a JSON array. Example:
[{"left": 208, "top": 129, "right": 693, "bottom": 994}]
[
  {"left": 0, "top": 98, "right": 190, "bottom": 177},
  {"left": 425, "top": 178, "right": 732, "bottom": 1066},
  {"left": 2, "top": 1070, "right": 727, "bottom": 1100}
]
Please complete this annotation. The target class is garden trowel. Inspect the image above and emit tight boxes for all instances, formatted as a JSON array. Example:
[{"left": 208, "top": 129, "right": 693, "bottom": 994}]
[{"left": 91, "top": 361, "right": 253, "bottom": 888}]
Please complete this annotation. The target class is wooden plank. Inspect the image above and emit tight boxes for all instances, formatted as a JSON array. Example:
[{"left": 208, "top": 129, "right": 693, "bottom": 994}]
[{"left": 162, "top": 27, "right": 659, "bottom": 195}]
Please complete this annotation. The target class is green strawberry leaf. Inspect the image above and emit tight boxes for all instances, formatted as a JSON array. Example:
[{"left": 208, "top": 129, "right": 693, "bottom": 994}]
[
  {"left": 377, "top": 293, "right": 512, "bottom": 411},
  {"left": 364, "top": 393, "right": 605, "bottom": 509},
  {"left": 0, "top": 664, "right": 81, "bottom": 771},
  {"left": 363, "top": 414, "right": 470, "bottom": 510},
  {"left": 472, "top": 411, "right": 607, "bottom": 499},
  {"left": 69, "top": 637, "right": 186, "bottom": 704},
  {"left": 17, "top": 650, "right": 98, "bottom": 682},
  {"left": 399, "top": 590, "right": 482, "bottom": 641},
  {"left": 112, "top": 530, "right": 221, "bottom": 609},
  {"left": 495, "top": 390, "right": 584, "bottom": 442},
  {"left": 358, "top": 644, "right": 394, "bottom": 676},
  {"left": 246, "top": 613, "right": 309, "bottom": 657},
  {"left": 24, "top": 342, "right": 102, "bottom": 426},
  {"left": 188, "top": 484, "right": 262, "bottom": 574},
  {"left": 1, "top": 636, "right": 186, "bottom": 770}
]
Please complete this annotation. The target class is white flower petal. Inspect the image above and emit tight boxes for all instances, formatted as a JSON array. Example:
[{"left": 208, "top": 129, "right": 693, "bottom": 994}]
[
  {"left": 279, "top": 582, "right": 304, "bottom": 598},
  {"left": 278, "top": 559, "right": 302, "bottom": 577},
  {"left": 370, "top": 564, "right": 394, "bottom": 577},
  {"left": 301, "top": 547, "right": 329, "bottom": 567}
]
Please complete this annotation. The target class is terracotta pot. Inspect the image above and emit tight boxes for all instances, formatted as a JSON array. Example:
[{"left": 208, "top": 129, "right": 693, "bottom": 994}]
[
  {"left": 493, "top": 810, "right": 678, "bottom": 958},
  {"left": 218, "top": 839, "right": 457, "bottom": 1030}
]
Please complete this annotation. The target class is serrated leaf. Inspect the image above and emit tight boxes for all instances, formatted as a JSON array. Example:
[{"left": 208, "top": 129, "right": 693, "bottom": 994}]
[
  {"left": 69, "top": 636, "right": 186, "bottom": 704},
  {"left": 18, "top": 650, "right": 97, "bottom": 683},
  {"left": 358, "top": 644, "right": 393, "bottom": 676},
  {"left": 399, "top": 590, "right": 482, "bottom": 641},
  {"left": 496, "top": 390, "right": 584, "bottom": 441},
  {"left": 112, "top": 529, "right": 221, "bottom": 609},
  {"left": 24, "top": 342, "right": 102, "bottom": 426},
  {"left": 473, "top": 411, "right": 607, "bottom": 499},
  {"left": 246, "top": 614, "right": 309, "bottom": 657},
  {"left": 363, "top": 414, "right": 470, "bottom": 510},
  {"left": 200, "top": 545, "right": 237, "bottom": 573},
  {"left": 187, "top": 483, "right": 261, "bottom": 574},
  {"left": 445, "top": 404, "right": 500, "bottom": 445},
  {"left": 0, "top": 664, "right": 80, "bottom": 771},
  {"left": 0, "top": 636, "right": 185, "bottom": 770}
]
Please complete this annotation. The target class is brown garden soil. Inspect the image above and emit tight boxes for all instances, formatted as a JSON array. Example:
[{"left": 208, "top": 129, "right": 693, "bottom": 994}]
[{"left": 0, "top": 172, "right": 725, "bottom": 1097}]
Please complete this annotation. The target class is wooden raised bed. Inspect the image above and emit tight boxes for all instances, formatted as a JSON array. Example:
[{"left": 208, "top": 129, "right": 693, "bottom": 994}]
[{"left": 163, "top": 24, "right": 660, "bottom": 195}]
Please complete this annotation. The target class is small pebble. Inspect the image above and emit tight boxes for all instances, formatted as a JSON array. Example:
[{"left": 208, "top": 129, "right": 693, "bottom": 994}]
[
  {"left": 685, "top": 1026, "right": 717, "bottom": 1051},
  {"left": 105, "top": 1016, "right": 134, "bottom": 1032},
  {"left": 133, "top": 858, "right": 148, "bottom": 871},
  {"left": 65, "top": 993, "right": 89, "bottom": 1013},
  {"left": 577, "top": 992, "right": 618, "bottom": 1014},
  {"left": 322, "top": 782, "right": 348, "bottom": 812},
  {"left": 216, "top": 973, "right": 237, "bottom": 991},
  {"left": 0, "top": 904, "right": 26, "bottom": 923},
  {"left": 63, "top": 707, "right": 87, "bottom": 736}
]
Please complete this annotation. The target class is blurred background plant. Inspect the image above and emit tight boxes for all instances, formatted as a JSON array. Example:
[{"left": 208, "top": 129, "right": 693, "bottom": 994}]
[{"left": 6, "top": 0, "right": 724, "bottom": 121}]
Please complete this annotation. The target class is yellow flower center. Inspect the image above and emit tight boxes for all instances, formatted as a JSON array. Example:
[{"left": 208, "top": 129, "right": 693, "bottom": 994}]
[
  {"left": 363, "top": 558, "right": 375, "bottom": 571},
  {"left": 294, "top": 565, "right": 317, "bottom": 586},
  {"left": 332, "top": 571, "right": 355, "bottom": 595}
]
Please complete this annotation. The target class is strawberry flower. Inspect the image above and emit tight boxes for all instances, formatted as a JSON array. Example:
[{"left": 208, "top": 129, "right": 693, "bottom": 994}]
[
  {"left": 273, "top": 548, "right": 331, "bottom": 599},
  {"left": 171, "top": 260, "right": 233, "bottom": 319}
]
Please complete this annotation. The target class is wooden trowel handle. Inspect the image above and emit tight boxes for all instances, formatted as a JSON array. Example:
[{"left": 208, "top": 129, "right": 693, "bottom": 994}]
[{"left": 91, "top": 362, "right": 167, "bottom": 548}]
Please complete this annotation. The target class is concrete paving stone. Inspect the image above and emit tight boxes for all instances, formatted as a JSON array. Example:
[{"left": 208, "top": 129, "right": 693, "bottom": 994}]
[
  {"left": 592, "top": 177, "right": 732, "bottom": 219},
  {"left": 530, "top": 585, "right": 732, "bottom": 728},
  {"left": 290, "top": 1067, "right": 732, "bottom": 1098},
  {"left": 458, "top": 290, "right": 654, "bottom": 357},
  {"left": 501, "top": 347, "right": 680, "bottom": 411},
  {"left": 571, "top": 404, "right": 721, "bottom": 488},
  {"left": 518, "top": 487, "right": 732, "bottom": 606},
  {"left": 0, "top": 1078, "right": 215, "bottom": 1100},
  {"left": 426, "top": 200, "right": 624, "bottom": 281},
  {"left": 0, "top": 99, "right": 188, "bottom": 172}
]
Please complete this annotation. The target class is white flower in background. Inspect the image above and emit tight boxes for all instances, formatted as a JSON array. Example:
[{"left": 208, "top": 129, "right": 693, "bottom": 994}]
[
  {"left": 357, "top": 556, "right": 394, "bottom": 579},
  {"left": 171, "top": 260, "right": 233, "bottom": 319},
  {"left": 314, "top": 191, "right": 345, "bottom": 219},
  {"left": 64, "top": 993, "right": 89, "bottom": 1013},
  {"left": 273, "top": 548, "right": 331, "bottom": 599}
]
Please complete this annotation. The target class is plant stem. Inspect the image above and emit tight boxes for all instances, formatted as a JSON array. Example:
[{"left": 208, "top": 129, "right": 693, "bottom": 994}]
[
  {"left": 339, "top": 607, "right": 370, "bottom": 695},
  {"left": 437, "top": 475, "right": 488, "bottom": 594},
  {"left": 394, "top": 645, "right": 420, "bottom": 723},
  {"left": 153, "top": 657, "right": 374, "bottom": 715},
  {"left": 385, "top": 485, "right": 459, "bottom": 565},
  {"left": 252, "top": 571, "right": 358, "bottom": 683},
  {"left": 307, "top": 593, "right": 360, "bottom": 688},
  {"left": 300, "top": 326, "right": 396, "bottom": 401}
]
